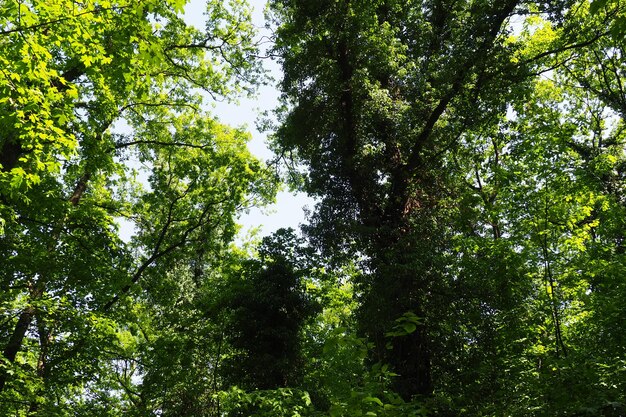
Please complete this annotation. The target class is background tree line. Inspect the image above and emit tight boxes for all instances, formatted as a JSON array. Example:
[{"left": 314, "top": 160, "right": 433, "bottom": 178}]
[{"left": 1, "top": 0, "right": 625, "bottom": 416}]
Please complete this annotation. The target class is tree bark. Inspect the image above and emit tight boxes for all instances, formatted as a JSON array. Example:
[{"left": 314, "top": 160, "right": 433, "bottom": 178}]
[
  {"left": 0, "top": 282, "right": 43, "bottom": 392},
  {"left": 0, "top": 170, "right": 90, "bottom": 393}
]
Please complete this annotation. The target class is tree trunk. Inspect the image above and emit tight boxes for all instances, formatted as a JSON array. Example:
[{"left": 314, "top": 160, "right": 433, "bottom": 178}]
[
  {"left": 0, "top": 282, "right": 42, "bottom": 392},
  {"left": 0, "top": 170, "right": 90, "bottom": 393}
]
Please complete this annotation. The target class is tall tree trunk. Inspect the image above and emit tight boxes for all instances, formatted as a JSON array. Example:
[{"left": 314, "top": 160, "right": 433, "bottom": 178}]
[
  {"left": 0, "top": 171, "right": 90, "bottom": 393},
  {"left": 0, "top": 282, "right": 43, "bottom": 392},
  {"left": 360, "top": 215, "right": 436, "bottom": 400}
]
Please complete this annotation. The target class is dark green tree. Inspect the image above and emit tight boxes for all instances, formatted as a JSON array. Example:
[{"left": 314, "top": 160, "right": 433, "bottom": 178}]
[
  {"left": 219, "top": 229, "right": 319, "bottom": 391},
  {"left": 269, "top": 0, "right": 527, "bottom": 401}
]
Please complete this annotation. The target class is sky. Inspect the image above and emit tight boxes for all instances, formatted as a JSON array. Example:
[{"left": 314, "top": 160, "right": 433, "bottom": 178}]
[{"left": 183, "top": 0, "right": 314, "bottom": 239}]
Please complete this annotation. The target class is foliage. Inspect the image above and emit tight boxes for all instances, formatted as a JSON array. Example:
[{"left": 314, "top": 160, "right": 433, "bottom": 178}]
[
  {"left": 0, "top": 0, "right": 274, "bottom": 415},
  {"left": 218, "top": 228, "right": 320, "bottom": 390},
  {"left": 2, "top": 0, "right": 626, "bottom": 416},
  {"left": 268, "top": 0, "right": 626, "bottom": 415}
]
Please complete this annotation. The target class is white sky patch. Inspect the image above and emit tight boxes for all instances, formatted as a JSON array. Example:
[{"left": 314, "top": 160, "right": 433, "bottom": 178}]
[
  {"left": 113, "top": 0, "right": 312, "bottom": 243},
  {"left": 184, "top": 0, "right": 313, "bottom": 239}
]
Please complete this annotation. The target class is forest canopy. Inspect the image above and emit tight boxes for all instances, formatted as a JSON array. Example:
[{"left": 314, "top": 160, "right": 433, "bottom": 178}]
[{"left": 1, "top": 0, "right": 626, "bottom": 416}]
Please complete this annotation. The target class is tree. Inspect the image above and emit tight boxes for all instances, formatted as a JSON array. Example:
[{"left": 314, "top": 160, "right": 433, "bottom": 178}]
[
  {"left": 218, "top": 229, "right": 319, "bottom": 391},
  {"left": 430, "top": 3, "right": 626, "bottom": 413},
  {"left": 0, "top": 0, "right": 275, "bottom": 414},
  {"left": 269, "top": 0, "right": 528, "bottom": 401},
  {"left": 269, "top": 0, "right": 626, "bottom": 412}
]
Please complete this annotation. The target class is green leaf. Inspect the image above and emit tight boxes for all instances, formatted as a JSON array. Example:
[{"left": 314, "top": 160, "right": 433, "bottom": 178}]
[
  {"left": 401, "top": 322, "right": 417, "bottom": 334},
  {"left": 363, "top": 396, "right": 384, "bottom": 407},
  {"left": 590, "top": 0, "right": 609, "bottom": 14}
]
